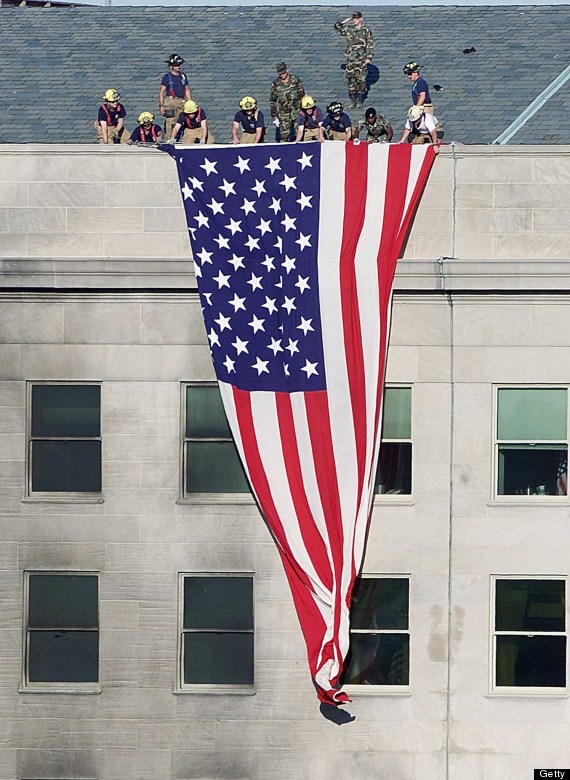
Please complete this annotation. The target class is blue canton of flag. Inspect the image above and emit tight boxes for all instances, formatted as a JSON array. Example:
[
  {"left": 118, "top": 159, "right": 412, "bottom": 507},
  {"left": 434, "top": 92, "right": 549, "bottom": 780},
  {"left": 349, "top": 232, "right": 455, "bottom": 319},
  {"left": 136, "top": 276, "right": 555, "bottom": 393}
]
[{"left": 169, "top": 145, "right": 325, "bottom": 393}]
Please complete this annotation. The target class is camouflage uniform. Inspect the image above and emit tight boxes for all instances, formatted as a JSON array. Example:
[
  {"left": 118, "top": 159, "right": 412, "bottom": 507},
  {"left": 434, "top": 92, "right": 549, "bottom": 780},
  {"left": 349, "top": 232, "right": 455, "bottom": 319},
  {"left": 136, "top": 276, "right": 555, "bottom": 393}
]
[
  {"left": 334, "top": 20, "right": 374, "bottom": 106},
  {"left": 270, "top": 73, "right": 305, "bottom": 142},
  {"left": 356, "top": 113, "right": 391, "bottom": 142}
]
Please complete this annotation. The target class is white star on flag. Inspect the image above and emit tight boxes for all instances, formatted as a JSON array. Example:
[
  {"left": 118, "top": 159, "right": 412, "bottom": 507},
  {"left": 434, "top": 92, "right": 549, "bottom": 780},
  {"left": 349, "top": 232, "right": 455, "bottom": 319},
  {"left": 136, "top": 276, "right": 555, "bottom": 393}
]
[
  {"left": 229, "top": 293, "right": 246, "bottom": 311},
  {"left": 214, "top": 313, "right": 232, "bottom": 332},
  {"left": 252, "top": 357, "right": 270, "bottom": 375},
  {"left": 269, "top": 197, "right": 281, "bottom": 214},
  {"left": 297, "top": 152, "right": 313, "bottom": 169},
  {"left": 297, "top": 317, "right": 314, "bottom": 334},
  {"left": 285, "top": 338, "right": 299, "bottom": 355},
  {"left": 295, "top": 233, "right": 311, "bottom": 250},
  {"left": 189, "top": 176, "right": 204, "bottom": 191},
  {"left": 241, "top": 198, "right": 256, "bottom": 215},
  {"left": 247, "top": 272, "right": 263, "bottom": 291},
  {"left": 265, "top": 157, "right": 281, "bottom": 174},
  {"left": 196, "top": 248, "right": 213, "bottom": 265},
  {"left": 223, "top": 355, "right": 236, "bottom": 373},
  {"left": 252, "top": 179, "right": 266, "bottom": 196},
  {"left": 207, "top": 328, "right": 220, "bottom": 347},
  {"left": 248, "top": 314, "right": 265, "bottom": 333},
  {"left": 267, "top": 337, "right": 283, "bottom": 355},
  {"left": 234, "top": 156, "right": 251, "bottom": 173},
  {"left": 282, "top": 296, "right": 297, "bottom": 314},
  {"left": 194, "top": 212, "right": 209, "bottom": 228},
  {"left": 295, "top": 275, "right": 311, "bottom": 293},
  {"left": 214, "top": 234, "right": 230, "bottom": 249},
  {"left": 296, "top": 193, "right": 313, "bottom": 210},
  {"left": 207, "top": 198, "right": 224, "bottom": 215},
  {"left": 301, "top": 359, "right": 319, "bottom": 377},
  {"left": 228, "top": 254, "right": 245, "bottom": 271},
  {"left": 256, "top": 218, "right": 272, "bottom": 236},
  {"left": 232, "top": 336, "right": 249, "bottom": 355},
  {"left": 261, "top": 296, "right": 278, "bottom": 315},
  {"left": 279, "top": 174, "right": 297, "bottom": 191},
  {"left": 213, "top": 270, "right": 231, "bottom": 289},
  {"left": 245, "top": 235, "right": 260, "bottom": 251},
  {"left": 200, "top": 159, "right": 218, "bottom": 176},
  {"left": 182, "top": 182, "right": 193, "bottom": 200},
  {"left": 225, "top": 218, "right": 242, "bottom": 235},
  {"left": 281, "top": 255, "right": 296, "bottom": 274},
  {"left": 219, "top": 179, "right": 236, "bottom": 197}
]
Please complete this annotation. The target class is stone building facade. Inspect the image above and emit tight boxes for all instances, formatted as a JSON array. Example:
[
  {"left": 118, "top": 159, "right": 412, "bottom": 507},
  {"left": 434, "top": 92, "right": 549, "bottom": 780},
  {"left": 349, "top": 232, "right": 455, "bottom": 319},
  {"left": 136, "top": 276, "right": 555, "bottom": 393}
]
[{"left": 1, "top": 144, "right": 570, "bottom": 779}]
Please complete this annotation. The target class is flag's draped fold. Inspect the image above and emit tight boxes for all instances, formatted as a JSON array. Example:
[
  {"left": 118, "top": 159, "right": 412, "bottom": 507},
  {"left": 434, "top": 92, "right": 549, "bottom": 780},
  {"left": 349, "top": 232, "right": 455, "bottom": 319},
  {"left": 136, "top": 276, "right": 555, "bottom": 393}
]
[{"left": 163, "top": 141, "right": 435, "bottom": 704}]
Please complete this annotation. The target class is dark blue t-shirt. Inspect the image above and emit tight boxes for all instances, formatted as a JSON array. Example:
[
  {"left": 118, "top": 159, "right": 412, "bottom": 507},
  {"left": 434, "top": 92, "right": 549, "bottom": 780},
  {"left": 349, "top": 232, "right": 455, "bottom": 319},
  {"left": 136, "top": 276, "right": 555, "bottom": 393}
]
[
  {"left": 234, "top": 110, "right": 264, "bottom": 134},
  {"left": 322, "top": 112, "right": 352, "bottom": 132},
  {"left": 161, "top": 71, "right": 189, "bottom": 99},
  {"left": 97, "top": 103, "right": 126, "bottom": 126},
  {"left": 130, "top": 124, "right": 163, "bottom": 143},
  {"left": 412, "top": 77, "right": 431, "bottom": 105},
  {"left": 297, "top": 106, "right": 323, "bottom": 129},
  {"left": 176, "top": 108, "right": 207, "bottom": 129}
]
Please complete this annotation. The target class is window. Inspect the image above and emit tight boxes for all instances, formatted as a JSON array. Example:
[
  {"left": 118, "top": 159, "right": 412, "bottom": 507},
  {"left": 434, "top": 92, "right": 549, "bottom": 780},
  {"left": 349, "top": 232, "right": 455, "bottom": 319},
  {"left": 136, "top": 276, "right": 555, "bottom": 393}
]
[
  {"left": 341, "top": 576, "right": 410, "bottom": 687},
  {"left": 375, "top": 387, "right": 412, "bottom": 495},
  {"left": 183, "top": 384, "right": 249, "bottom": 495},
  {"left": 24, "top": 573, "right": 99, "bottom": 689},
  {"left": 495, "top": 387, "right": 568, "bottom": 498},
  {"left": 492, "top": 578, "right": 566, "bottom": 691},
  {"left": 28, "top": 383, "right": 101, "bottom": 496},
  {"left": 179, "top": 574, "right": 254, "bottom": 689}
]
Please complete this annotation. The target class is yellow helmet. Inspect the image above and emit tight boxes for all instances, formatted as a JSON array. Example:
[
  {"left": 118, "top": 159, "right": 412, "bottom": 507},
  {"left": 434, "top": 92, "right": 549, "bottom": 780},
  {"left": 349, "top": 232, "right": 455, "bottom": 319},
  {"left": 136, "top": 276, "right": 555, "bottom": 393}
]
[
  {"left": 103, "top": 89, "right": 120, "bottom": 102},
  {"left": 301, "top": 95, "right": 316, "bottom": 110},
  {"left": 137, "top": 111, "right": 154, "bottom": 125},
  {"left": 239, "top": 96, "right": 257, "bottom": 111},
  {"left": 183, "top": 100, "right": 198, "bottom": 114}
]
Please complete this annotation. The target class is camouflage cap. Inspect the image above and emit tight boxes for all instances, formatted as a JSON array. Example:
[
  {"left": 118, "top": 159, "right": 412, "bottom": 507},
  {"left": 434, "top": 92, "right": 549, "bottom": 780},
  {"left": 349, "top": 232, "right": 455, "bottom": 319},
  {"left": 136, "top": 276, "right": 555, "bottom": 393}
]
[
  {"left": 352, "top": 11, "right": 362, "bottom": 18},
  {"left": 276, "top": 62, "right": 288, "bottom": 74}
]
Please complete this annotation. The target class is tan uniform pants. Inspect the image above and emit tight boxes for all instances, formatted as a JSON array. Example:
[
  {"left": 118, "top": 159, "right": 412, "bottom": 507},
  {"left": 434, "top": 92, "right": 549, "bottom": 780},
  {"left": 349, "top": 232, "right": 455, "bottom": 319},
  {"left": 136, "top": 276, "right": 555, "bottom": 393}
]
[
  {"left": 240, "top": 132, "right": 258, "bottom": 144},
  {"left": 328, "top": 130, "right": 349, "bottom": 141},
  {"left": 301, "top": 127, "right": 321, "bottom": 141},
  {"left": 163, "top": 97, "right": 186, "bottom": 138},
  {"left": 180, "top": 127, "right": 216, "bottom": 145},
  {"left": 95, "top": 122, "right": 131, "bottom": 144}
]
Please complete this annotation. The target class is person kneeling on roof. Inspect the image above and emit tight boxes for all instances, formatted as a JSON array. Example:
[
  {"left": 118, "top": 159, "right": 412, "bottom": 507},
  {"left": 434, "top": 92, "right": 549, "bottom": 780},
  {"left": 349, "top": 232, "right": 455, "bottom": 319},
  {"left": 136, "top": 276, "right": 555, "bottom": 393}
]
[
  {"left": 232, "top": 97, "right": 265, "bottom": 144},
  {"left": 130, "top": 112, "right": 164, "bottom": 144},
  {"left": 170, "top": 101, "right": 213, "bottom": 144},
  {"left": 399, "top": 105, "right": 442, "bottom": 149},
  {"left": 295, "top": 96, "right": 324, "bottom": 142},
  {"left": 95, "top": 89, "right": 130, "bottom": 144},
  {"left": 322, "top": 101, "right": 352, "bottom": 141}
]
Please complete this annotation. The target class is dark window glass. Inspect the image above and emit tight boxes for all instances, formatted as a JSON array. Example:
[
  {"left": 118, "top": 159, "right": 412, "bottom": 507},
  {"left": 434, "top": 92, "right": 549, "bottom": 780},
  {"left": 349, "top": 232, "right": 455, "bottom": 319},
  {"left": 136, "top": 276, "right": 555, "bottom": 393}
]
[
  {"left": 31, "top": 441, "right": 102, "bottom": 493},
  {"left": 184, "top": 576, "right": 253, "bottom": 630},
  {"left": 497, "top": 445, "right": 567, "bottom": 496},
  {"left": 350, "top": 578, "right": 409, "bottom": 631},
  {"left": 183, "top": 633, "right": 254, "bottom": 685},
  {"left": 27, "top": 574, "right": 99, "bottom": 686},
  {"left": 186, "top": 386, "right": 232, "bottom": 439},
  {"left": 185, "top": 441, "right": 249, "bottom": 494},
  {"left": 375, "top": 443, "right": 412, "bottom": 495},
  {"left": 28, "top": 631, "right": 99, "bottom": 683},
  {"left": 29, "top": 575, "right": 98, "bottom": 628},
  {"left": 32, "top": 385, "right": 101, "bottom": 438},
  {"left": 341, "top": 633, "right": 409, "bottom": 686},
  {"left": 495, "top": 580, "right": 565, "bottom": 632},
  {"left": 496, "top": 636, "right": 566, "bottom": 687}
]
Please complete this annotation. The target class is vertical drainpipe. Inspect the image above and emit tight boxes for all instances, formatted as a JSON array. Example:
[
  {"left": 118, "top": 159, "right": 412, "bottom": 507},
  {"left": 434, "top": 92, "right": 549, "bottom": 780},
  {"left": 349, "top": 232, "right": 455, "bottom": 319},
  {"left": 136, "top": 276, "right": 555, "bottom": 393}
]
[{"left": 443, "top": 141, "right": 458, "bottom": 780}]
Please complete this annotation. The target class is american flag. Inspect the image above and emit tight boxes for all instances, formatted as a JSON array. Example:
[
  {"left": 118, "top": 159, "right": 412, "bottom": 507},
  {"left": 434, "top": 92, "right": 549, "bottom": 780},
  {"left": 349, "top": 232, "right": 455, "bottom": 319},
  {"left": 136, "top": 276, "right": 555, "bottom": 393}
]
[
  {"left": 162, "top": 141, "right": 435, "bottom": 704},
  {"left": 557, "top": 456, "right": 567, "bottom": 496}
]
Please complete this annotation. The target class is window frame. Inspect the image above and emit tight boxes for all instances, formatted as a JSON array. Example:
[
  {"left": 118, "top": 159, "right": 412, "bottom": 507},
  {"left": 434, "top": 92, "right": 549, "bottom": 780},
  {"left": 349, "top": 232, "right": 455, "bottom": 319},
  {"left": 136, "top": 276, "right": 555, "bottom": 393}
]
[
  {"left": 177, "top": 572, "right": 255, "bottom": 694},
  {"left": 25, "top": 381, "right": 103, "bottom": 502},
  {"left": 22, "top": 571, "right": 100, "bottom": 694},
  {"left": 374, "top": 385, "right": 413, "bottom": 504},
  {"left": 489, "top": 575, "right": 567, "bottom": 695},
  {"left": 342, "top": 573, "right": 411, "bottom": 695},
  {"left": 179, "top": 382, "right": 253, "bottom": 504},
  {"left": 492, "top": 384, "right": 569, "bottom": 503}
]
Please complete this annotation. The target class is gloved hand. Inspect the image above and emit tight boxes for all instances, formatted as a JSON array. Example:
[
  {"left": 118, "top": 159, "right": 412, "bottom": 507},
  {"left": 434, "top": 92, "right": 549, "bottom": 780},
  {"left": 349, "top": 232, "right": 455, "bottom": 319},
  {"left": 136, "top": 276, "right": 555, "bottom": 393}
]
[
  {"left": 273, "top": 117, "right": 280, "bottom": 128},
  {"left": 199, "top": 138, "right": 206, "bottom": 144}
]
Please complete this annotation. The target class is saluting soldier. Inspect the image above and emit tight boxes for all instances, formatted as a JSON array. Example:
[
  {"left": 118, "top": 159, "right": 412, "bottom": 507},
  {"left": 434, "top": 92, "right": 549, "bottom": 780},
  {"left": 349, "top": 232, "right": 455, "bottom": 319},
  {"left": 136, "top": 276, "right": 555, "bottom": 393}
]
[
  {"left": 334, "top": 11, "right": 374, "bottom": 109},
  {"left": 159, "top": 54, "right": 192, "bottom": 139},
  {"left": 269, "top": 62, "right": 305, "bottom": 143}
]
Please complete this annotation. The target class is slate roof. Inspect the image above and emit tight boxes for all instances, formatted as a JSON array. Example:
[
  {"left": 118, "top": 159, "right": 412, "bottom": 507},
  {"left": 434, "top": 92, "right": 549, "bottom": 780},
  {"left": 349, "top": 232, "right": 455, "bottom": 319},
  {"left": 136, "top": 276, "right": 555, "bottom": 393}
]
[{"left": 1, "top": 4, "right": 568, "bottom": 144}]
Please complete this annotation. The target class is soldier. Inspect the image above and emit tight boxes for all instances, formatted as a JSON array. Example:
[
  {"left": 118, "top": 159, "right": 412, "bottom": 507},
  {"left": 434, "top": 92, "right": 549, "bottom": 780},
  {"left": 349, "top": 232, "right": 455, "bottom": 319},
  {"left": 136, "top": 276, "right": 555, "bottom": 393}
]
[
  {"left": 322, "top": 101, "right": 352, "bottom": 141},
  {"left": 295, "top": 96, "right": 324, "bottom": 142},
  {"left": 232, "top": 96, "right": 265, "bottom": 144},
  {"left": 129, "top": 112, "right": 164, "bottom": 144},
  {"left": 159, "top": 54, "right": 192, "bottom": 139},
  {"left": 354, "top": 106, "right": 393, "bottom": 143},
  {"left": 269, "top": 62, "right": 305, "bottom": 142},
  {"left": 95, "top": 89, "right": 130, "bottom": 144},
  {"left": 334, "top": 11, "right": 374, "bottom": 109},
  {"left": 170, "top": 100, "right": 213, "bottom": 145}
]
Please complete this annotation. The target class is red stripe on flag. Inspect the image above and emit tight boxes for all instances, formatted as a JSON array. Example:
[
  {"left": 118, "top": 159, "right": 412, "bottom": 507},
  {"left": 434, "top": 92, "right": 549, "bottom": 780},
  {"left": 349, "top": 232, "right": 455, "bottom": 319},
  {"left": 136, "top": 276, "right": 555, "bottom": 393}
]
[
  {"left": 275, "top": 392, "right": 333, "bottom": 591},
  {"left": 231, "top": 387, "right": 328, "bottom": 685},
  {"left": 339, "top": 142, "right": 369, "bottom": 502}
]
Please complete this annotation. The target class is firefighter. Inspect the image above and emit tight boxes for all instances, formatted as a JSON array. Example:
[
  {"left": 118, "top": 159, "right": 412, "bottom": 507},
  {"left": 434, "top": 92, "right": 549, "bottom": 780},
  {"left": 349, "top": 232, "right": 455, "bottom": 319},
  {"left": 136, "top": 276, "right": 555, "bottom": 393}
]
[
  {"left": 95, "top": 89, "right": 130, "bottom": 144},
  {"left": 170, "top": 101, "right": 213, "bottom": 144},
  {"left": 129, "top": 112, "right": 164, "bottom": 144},
  {"left": 232, "top": 97, "right": 265, "bottom": 144},
  {"left": 159, "top": 54, "right": 192, "bottom": 138},
  {"left": 295, "top": 95, "right": 324, "bottom": 142}
]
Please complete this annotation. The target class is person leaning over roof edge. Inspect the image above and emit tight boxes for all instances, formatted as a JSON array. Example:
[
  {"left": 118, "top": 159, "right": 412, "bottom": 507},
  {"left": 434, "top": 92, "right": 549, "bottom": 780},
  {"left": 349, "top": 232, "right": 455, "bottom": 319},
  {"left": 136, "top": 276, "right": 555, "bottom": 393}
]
[
  {"left": 399, "top": 105, "right": 441, "bottom": 151},
  {"left": 95, "top": 89, "right": 131, "bottom": 144},
  {"left": 170, "top": 100, "right": 214, "bottom": 145},
  {"left": 334, "top": 11, "right": 374, "bottom": 109},
  {"left": 403, "top": 61, "right": 434, "bottom": 114},
  {"left": 322, "top": 101, "right": 352, "bottom": 141},
  {"left": 354, "top": 106, "right": 393, "bottom": 143},
  {"left": 296, "top": 95, "right": 324, "bottom": 142},
  {"left": 270, "top": 62, "right": 305, "bottom": 143},
  {"left": 232, "top": 97, "right": 265, "bottom": 144},
  {"left": 129, "top": 112, "right": 164, "bottom": 144},
  {"left": 159, "top": 54, "right": 192, "bottom": 139}
]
